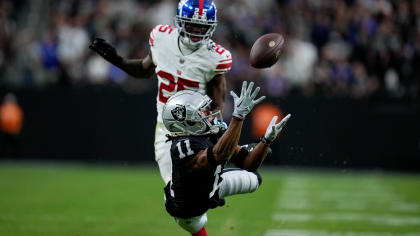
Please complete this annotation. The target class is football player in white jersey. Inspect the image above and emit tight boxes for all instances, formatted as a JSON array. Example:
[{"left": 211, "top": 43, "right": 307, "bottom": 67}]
[{"left": 89, "top": 0, "right": 231, "bottom": 184}]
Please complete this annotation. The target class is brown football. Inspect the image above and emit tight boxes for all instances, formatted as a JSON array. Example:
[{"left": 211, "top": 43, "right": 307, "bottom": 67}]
[{"left": 250, "top": 33, "right": 285, "bottom": 69}]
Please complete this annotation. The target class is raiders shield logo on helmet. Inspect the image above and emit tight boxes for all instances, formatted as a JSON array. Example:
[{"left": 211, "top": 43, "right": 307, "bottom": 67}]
[{"left": 171, "top": 105, "right": 186, "bottom": 121}]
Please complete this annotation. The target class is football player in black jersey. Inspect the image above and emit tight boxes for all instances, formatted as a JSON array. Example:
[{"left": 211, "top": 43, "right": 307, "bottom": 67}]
[{"left": 162, "top": 81, "right": 291, "bottom": 236}]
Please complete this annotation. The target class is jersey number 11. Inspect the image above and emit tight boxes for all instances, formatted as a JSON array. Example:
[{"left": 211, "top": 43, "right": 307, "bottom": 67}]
[{"left": 176, "top": 139, "right": 195, "bottom": 159}]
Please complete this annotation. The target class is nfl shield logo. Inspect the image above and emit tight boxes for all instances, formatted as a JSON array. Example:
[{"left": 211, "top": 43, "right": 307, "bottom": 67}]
[{"left": 171, "top": 105, "right": 186, "bottom": 121}]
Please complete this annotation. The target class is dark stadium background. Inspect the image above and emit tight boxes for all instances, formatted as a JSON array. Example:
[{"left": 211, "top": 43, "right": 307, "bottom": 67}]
[
  {"left": 1, "top": 1, "right": 420, "bottom": 236},
  {"left": 0, "top": 0, "right": 419, "bottom": 171}
]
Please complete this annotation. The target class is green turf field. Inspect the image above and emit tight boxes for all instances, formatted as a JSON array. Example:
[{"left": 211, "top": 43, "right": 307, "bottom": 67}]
[{"left": 0, "top": 163, "right": 419, "bottom": 236}]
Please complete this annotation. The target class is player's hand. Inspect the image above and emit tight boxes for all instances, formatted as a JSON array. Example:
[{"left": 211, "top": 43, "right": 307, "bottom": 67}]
[
  {"left": 230, "top": 81, "right": 265, "bottom": 120},
  {"left": 89, "top": 38, "right": 123, "bottom": 66},
  {"left": 264, "top": 114, "right": 291, "bottom": 142}
]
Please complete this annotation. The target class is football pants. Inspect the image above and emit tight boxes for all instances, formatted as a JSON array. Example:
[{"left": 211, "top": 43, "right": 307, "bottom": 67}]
[
  {"left": 218, "top": 168, "right": 261, "bottom": 198},
  {"left": 154, "top": 122, "right": 172, "bottom": 184}
]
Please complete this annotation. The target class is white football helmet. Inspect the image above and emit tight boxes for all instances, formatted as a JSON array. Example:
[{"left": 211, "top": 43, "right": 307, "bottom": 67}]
[{"left": 162, "top": 90, "right": 223, "bottom": 137}]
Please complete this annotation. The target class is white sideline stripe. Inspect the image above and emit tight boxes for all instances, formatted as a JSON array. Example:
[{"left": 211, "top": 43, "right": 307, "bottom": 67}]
[
  {"left": 276, "top": 190, "right": 399, "bottom": 199},
  {"left": 264, "top": 229, "right": 420, "bottom": 236},
  {"left": 390, "top": 202, "right": 420, "bottom": 212},
  {"left": 276, "top": 199, "right": 419, "bottom": 213},
  {"left": 281, "top": 182, "right": 392, "bottom": 192},
  {"left": 316, "top": 191, "right": 401, "bottom": 201},
  {"left": 272, "top": 213, "right": 312, "bottom": 222},
  {"left": 276, "top": 201, "right": 368, "bottom": 211},
  {"left": 272, "top": 213, "right": 420, "bottom": 226},
  {"left": 277, "top": 203, "right": 310, "bottom": 210},
  {"left": 280, "top": 177, "right": 392, "bottom": 191},
  {"left": 277, "top": 190, "right": 310, "bottom": 197}
]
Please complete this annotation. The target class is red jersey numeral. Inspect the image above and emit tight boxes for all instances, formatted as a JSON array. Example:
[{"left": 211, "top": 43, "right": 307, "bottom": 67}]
[
  {"left": 157, "top": 70, "right": 199, "bottom": 103},
  {"left": 214, "top": 43, "right": 225, "bottom": 55},
  {"left": 157, "top": 71, "right": 176, "bottom": 103},
  {"left": 158, "top": 25, "right": 174, "bottom": 34}
]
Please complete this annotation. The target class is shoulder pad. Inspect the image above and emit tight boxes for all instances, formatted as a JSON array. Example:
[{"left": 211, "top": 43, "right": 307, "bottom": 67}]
[
  {"left": 208, "top": 42, "right": 232, "bottom": 74},
  {"left": 149, "top": 24, "right": 176, "bottom": 47}
]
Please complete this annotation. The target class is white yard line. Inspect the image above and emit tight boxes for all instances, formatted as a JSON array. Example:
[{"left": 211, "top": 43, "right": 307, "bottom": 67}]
[
  {"left": 317, "top": 191, "right": 401, "bottom": 201},
  {"left": 389, "top": 202, "right": 420, "bottom": 213},
  {"left": 271, "top": 212, "right": 420, "bottom": 226},
  {"left": 266, "top": 176, "right": 420, "bottom": 236}
]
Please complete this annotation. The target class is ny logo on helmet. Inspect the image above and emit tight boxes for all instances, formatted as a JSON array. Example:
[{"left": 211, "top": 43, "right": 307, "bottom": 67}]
[{"left": 171, "top": 105, "right": 187, "bottom": 121}]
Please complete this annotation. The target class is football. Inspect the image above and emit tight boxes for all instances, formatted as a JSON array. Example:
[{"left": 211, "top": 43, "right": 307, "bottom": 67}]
[{"left": 249, "top": 33, "right": 285, "bottom": 69}]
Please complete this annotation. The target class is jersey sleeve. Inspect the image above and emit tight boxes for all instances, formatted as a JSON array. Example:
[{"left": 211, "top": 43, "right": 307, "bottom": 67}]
[
  {"left": 148, "top": 25, "right": 160, "bottom": 65},
  {"left": 170, "top": 137, "right": 211, "bottom": 163},
  {"left": 206, "top": 43, "right": 232, "bottom": 81},
  {"left": 149, "top": 24, "right": 176, "bottom": 66},
  {"left": 214, "top": 49, "right": 232, "bottom": 75}
]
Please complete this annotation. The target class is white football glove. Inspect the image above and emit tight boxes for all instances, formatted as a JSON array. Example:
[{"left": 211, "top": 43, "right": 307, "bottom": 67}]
[
  {"left": 264, "top": 114, "right": 291, "bottom": 142},
  {"left": 230, "top": 81, "right": 266, "bottom": 120}
]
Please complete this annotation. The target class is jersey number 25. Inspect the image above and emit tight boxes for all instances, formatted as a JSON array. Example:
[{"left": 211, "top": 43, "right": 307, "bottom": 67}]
[{"left": 158, "top": 70, "right": 199, "bottom": 103}]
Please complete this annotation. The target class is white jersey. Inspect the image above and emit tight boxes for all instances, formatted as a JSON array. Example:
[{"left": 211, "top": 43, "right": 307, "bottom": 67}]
[{"left": 149, "top": 24, "right": 232, "bottom": 123}]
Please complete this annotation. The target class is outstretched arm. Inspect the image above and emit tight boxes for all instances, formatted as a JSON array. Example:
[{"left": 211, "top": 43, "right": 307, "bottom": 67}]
[
  {"left": 118, "top": 53, "right": 156, "bottom": 79},
  {"left": 187, "top": 81, "right": 265, "bottom": 170},
  {"left": 231, "top": 143, "right": 270, "bottom": 172},
  {"left": 231, "top": 114, "right": 292, "bottom": 171},
  {"left": 89, "top": 38, "right": 156, "bottom": 79}
]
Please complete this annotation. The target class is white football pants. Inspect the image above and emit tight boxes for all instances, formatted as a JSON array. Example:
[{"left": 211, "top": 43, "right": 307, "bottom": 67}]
[
  {"left": 175, "top": 168, "right": 261, "bottom": 233},
  {"left": 154, "top": 122, "right": 172, "bottom": 184}
]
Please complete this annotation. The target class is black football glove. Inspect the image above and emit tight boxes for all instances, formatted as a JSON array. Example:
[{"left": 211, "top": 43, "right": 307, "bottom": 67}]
[{"left": 89, "top": 38, "right": 123, "bottom": 66}]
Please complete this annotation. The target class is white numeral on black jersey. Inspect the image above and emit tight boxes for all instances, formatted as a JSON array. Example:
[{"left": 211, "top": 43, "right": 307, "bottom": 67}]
[
  {"left": 209, "top": 165, "right": 222, "bottom": 198},
  {"left": 176, "top": 139, "right": 195, "bottom": 159}
]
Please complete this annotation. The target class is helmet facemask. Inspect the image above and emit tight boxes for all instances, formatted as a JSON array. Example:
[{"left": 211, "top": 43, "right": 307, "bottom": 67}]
[
  {"left": 175, "top": 16, "right": 217, "bottom": 48},
  {"left": 198, "top": 102, "right": 224, "bottom": 135},
  {"left": 184, "top": 95, "right": 224, "bottom": 136}
]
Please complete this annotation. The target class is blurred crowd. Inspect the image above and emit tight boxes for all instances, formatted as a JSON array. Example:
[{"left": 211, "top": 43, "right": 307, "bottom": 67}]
[{"left": 0, "top": 0, "right": 419, "bottom": 100}]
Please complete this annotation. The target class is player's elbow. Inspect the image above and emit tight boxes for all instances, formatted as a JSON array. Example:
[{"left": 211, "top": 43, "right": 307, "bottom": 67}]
[{"left": 213, "top": 148, "right": 235, "bottom": 162}]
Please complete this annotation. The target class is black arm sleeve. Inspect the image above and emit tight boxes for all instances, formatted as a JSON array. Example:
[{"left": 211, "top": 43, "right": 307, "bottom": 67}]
[{"left": 232, "top": 143, "right": 272, "bottom": 168}]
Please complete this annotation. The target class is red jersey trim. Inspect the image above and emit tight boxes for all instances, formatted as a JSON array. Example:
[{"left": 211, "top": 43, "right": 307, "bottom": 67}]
[
  {"left": 216, "top": 62, "right": 232, "bottom": 70},
  {"left": 219, "top": 58, "right": 232, "bottom": 63}
]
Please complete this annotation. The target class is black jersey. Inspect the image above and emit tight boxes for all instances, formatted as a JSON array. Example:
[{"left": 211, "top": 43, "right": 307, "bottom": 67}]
[{"left": 164, "top": 135, "right": 225, "bottom": 218}]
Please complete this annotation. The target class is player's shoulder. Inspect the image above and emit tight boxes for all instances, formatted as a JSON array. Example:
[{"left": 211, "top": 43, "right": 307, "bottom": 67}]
[
  {"left": 149, "top": 24, "right": 178, "bottom": 47},
  {"left": 172, "top": 136, "right": 212, "bottom": 150},
  {"left": 205, "top": 40, "right": 232, "bottom": 75},
  {"left": 207, "top": 40, "right": 232, "bottom": 60}
]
